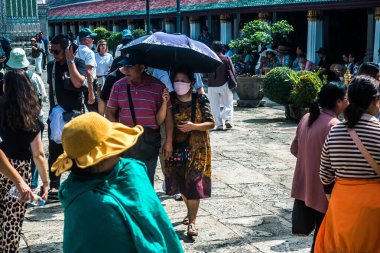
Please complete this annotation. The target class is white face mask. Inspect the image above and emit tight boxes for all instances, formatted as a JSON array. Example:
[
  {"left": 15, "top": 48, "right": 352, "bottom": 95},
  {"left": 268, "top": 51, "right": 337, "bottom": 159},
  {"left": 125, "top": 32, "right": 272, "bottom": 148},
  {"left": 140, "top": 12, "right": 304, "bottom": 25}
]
[{"left": 174, "top": 81, "right": 191, "bottom": 95}]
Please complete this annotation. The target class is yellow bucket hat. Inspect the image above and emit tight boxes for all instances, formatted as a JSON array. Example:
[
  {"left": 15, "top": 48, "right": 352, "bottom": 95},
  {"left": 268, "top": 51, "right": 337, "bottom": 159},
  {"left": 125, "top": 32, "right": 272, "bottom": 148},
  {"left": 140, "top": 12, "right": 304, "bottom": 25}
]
[{"left": 52, "top": 112, "right": 143, "bottom": 176}]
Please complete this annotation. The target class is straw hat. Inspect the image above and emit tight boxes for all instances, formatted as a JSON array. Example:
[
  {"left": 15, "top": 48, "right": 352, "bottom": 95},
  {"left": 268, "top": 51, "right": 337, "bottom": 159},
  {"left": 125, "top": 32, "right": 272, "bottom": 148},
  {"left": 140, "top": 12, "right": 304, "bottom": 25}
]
[
  {"left": 52, "top": 112, "right": 143, "bottom": 176},
  {"left": 6, "top": 48, "right": 30, "bottom": 69}
]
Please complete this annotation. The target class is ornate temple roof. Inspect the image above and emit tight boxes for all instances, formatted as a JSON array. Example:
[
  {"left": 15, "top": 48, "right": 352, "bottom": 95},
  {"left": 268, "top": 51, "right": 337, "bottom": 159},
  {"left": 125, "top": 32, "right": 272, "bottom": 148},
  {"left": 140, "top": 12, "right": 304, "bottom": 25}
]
[{"left": 48, "top": 0, "right": 379, "bottom": 21}]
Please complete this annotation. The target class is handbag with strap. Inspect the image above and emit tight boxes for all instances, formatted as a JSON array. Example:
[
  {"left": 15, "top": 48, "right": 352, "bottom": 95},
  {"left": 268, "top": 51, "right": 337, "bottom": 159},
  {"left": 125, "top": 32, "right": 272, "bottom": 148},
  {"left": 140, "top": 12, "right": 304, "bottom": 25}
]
[
  {"left": 168, "top": 93, "right": 197, "bottom": 164},
  {"left": 124, "top": 84, "right": 161, "bottom": 160},
  {"left": 348, "top": 128, "right": 380, "bottom": 177},
  {"left": 226, "top": 57, "right": 237, "bottom": 90}
]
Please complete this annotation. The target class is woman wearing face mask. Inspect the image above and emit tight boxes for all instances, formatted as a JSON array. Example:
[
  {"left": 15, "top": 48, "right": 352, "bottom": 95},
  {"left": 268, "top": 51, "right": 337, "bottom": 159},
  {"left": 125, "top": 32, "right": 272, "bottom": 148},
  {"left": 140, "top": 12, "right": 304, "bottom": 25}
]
[{"left": 162, "top": 65, "right": 214, "bottom": 238}]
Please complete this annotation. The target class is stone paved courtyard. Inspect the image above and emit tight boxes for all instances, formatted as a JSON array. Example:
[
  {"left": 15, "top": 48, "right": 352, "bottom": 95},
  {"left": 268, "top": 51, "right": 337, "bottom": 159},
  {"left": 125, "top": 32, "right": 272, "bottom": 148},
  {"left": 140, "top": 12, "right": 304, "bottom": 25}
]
[{"left": 19, "top": 71, "right": 313, "bottom": 252}]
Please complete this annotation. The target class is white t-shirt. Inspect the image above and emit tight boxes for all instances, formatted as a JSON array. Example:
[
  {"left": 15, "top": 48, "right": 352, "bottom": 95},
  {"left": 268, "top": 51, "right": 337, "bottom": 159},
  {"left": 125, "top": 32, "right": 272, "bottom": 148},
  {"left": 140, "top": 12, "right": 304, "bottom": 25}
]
[
  {"left": 152, "top": 69, "right": 204, "bottom": 92},
  {"left": 28, "top": 70, "right": 47, "bottom": 116},
  {"left": 76, "top": 45, "right": 97, "bottom": 78},
  {"left": 114, "top": 44, "right": 123, "bottom": 58},
  {"left": 95, "top": 52, "right": 113, "bottom": 76}
]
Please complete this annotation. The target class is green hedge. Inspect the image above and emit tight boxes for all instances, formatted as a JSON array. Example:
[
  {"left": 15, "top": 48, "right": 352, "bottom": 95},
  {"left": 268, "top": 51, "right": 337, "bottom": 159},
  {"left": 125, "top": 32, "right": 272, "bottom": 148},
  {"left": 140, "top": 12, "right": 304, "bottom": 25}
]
[{"left": 263, "top": 67, "right": 295, "bottom": 105}]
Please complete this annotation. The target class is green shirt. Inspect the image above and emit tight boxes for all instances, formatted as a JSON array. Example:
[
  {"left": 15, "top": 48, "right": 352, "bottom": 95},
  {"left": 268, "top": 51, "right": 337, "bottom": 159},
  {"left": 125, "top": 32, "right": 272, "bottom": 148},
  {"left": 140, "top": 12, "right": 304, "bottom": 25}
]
[{"left": 59, "top": 158, "right": 183, "bottom": 253}]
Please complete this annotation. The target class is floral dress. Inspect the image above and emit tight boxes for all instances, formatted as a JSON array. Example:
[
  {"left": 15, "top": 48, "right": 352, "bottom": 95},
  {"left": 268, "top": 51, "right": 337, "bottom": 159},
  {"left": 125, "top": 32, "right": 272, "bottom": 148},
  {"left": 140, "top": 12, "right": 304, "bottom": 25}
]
[{"left": 164, "top": 93, "right": 214, "bottom": 200}]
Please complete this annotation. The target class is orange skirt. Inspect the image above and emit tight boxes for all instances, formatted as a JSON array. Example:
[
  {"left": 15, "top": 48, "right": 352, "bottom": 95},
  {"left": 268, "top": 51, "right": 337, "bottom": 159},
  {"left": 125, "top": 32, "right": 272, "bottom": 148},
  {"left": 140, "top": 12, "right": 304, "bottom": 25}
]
[{"left": 315, "top": 178, "right": 380, "bottom": 253}]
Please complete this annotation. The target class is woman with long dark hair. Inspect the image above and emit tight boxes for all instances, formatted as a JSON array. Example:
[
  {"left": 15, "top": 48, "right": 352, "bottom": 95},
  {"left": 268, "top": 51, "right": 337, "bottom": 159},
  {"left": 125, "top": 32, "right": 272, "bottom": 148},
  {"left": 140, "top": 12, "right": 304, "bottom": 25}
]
[
  {"left": 0, "top": 69, "right": 49, "bottom": 252},
  {"left": 290, "top": 82, "right": 348, "bottom": 252},
  {"left": 315, "top": 76, "right": 380, "bottom": 252}
]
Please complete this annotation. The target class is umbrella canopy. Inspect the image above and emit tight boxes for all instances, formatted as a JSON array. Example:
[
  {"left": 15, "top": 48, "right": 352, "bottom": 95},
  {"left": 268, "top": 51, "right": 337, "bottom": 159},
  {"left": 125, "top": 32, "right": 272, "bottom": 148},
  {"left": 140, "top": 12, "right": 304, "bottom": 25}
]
[{"left": 121, "top": 32, "right": 222, "bottom": 73}]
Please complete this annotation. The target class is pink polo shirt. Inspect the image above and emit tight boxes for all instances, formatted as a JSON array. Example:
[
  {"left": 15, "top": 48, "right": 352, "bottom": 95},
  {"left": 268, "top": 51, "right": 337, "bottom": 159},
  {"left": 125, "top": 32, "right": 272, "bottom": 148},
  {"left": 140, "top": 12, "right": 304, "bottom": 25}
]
[{"left": 107, "top": 75, "right": 171, "bottom": 129}]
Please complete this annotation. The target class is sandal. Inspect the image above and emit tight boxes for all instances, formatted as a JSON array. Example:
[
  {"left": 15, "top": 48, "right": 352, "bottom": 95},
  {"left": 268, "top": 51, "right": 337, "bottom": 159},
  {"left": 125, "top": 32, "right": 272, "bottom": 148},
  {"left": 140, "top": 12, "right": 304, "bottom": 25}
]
[
  {"left": 183, "top": 216, "right": 189, "bottom": 225},
  {"left": 187, "top": 223, "right": 198, "bottom": 237}
]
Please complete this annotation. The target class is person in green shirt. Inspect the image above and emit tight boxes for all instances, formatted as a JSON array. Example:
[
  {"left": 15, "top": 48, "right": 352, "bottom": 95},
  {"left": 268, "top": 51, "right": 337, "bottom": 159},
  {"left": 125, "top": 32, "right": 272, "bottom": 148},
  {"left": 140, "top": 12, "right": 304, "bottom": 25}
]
[{"left": 52, "top": 112, "right": 183, "bottom": 253}]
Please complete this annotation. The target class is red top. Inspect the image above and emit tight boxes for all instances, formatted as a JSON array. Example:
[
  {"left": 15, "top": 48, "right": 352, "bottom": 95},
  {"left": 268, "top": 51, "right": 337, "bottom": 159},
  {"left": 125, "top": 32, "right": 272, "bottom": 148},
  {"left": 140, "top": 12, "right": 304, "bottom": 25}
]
[{"left": 107, "top": 75, "right": 171, "bottom": 129}]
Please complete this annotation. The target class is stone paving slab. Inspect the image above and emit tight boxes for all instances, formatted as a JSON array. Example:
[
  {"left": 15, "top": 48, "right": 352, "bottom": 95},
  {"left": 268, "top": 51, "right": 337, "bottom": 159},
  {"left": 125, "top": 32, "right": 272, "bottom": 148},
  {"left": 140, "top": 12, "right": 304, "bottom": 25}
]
[{"left": 19, "top": 76, "right": 313, "bottom": 252}]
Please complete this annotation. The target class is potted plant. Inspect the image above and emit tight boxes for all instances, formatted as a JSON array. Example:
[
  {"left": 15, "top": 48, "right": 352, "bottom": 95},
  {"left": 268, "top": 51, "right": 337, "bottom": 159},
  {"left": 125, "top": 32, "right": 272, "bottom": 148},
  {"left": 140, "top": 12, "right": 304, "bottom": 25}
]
[
  {"left": 288, "top": 71, "right": 323, "bottom": 121},
  {"left": 263, "top": 67, "right": 296, "bottom": 117},
  {"left": 229, "top": 20, "right": 294, "bottom": 107}
]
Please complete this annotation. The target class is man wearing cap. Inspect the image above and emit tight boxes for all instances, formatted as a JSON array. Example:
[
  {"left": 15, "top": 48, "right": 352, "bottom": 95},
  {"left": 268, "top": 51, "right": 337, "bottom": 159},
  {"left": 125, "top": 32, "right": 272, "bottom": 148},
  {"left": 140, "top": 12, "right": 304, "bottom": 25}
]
[
  {"left": 276, "top": 45, "right": 292, "bottom": 68},
  {"left": 106, "top": 50, "right": 174, "bottom": 186},
  {"left": 114, "top": 29, "right": 134, "bottom": 58},
  {"left": 76, "top": 28, "right": 97, "bottom": 112},
  {"left": 316, "top": 47, "right": 334, "bottom": 81},
  {"left": 31, "top": 37, "right": 44, "bottom": 76}
]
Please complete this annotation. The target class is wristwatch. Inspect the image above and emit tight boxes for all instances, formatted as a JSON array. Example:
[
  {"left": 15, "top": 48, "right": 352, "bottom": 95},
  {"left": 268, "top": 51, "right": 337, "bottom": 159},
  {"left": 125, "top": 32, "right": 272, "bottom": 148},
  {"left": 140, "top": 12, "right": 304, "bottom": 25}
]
[{"left": 67, "top": 59, "right": 75, "bottom": 65}]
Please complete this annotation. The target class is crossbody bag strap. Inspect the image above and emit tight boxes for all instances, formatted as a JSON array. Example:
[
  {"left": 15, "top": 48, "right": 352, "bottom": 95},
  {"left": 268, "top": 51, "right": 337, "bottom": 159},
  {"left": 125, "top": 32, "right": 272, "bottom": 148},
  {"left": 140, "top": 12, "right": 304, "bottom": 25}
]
[
  {"left": 348, "top": 128, "right": 380, "bottom": 177},
  {"left": 126, "top": 84, "right": 138, "bottom": 126},
  {"left": 52, "top": 61, "right": 58, "bottom": 106},
  {"left": 190, "top": 93, "right": 196, "bottom": 123}
]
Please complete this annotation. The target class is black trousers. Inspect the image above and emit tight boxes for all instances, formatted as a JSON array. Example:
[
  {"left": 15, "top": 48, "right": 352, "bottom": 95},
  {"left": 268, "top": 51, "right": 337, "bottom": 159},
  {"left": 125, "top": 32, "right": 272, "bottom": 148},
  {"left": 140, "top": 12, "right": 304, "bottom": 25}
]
[
  {"left": 83, "top": 80, "right": 98, "bottom": 112},
  {"left": 48, "top": 139, "right": 63, "bottom": 189},
  {"left": 292, "top": 199, "right": 325, "bottom": 253}
]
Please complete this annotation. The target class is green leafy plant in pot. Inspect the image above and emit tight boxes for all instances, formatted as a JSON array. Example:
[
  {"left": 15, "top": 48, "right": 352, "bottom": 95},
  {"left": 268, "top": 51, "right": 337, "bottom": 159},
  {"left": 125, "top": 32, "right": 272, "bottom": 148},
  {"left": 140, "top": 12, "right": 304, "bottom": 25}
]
[
  {"left": 263, "top": 67, "right": 296, "bottom": 105},
  {"left": 289, "top": 71, "right": 323, "bottom": 108},
  {"left": 287, "top": 71, "right": 323, "bottom": 120}
]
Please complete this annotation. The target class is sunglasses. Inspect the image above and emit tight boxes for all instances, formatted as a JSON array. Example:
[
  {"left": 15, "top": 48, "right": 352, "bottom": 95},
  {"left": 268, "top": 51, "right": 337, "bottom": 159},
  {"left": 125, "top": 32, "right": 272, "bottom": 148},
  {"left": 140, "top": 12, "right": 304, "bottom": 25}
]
[{"left": 51, "top": 49, "right": 62, "bottom": 55}]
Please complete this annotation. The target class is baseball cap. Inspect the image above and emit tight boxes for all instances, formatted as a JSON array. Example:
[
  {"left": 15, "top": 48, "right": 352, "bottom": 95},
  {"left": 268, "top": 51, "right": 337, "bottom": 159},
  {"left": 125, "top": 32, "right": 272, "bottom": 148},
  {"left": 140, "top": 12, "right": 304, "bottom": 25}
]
[
  {"left": 78, "top": 28, "right": 97, "bottom": 40},
  {"left": 118, "top": 50, "right": 147, "bottom": 67},
  {"left": 122, "top": 29, "right": 133, "bottom": 38}
]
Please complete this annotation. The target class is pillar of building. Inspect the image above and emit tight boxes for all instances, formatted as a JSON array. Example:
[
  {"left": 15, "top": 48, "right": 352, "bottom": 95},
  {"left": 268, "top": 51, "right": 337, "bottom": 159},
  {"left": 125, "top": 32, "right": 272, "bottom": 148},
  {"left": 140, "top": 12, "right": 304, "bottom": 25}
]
[
  {"left": 54, "top": 23, "right": 61, "bottom": 35},
  {"left": 127, "top": 20, "right": 135, "bottom": 31},
  {"left": 112, "top": 21, "right": 120, "bottom": 33},
  {"left": 364, "top": 11, "right": 375, "bottom": 62},
  {"left": 165, "top": 18, "right": 175, "bottom": 34},
  {"left": 233, "top": 14, "right": 240, "bottom": 39},
  {"left": 220, "top": 14, "right": 232, "bottom": 44},
  {"left": 206, "top": 16, "right": 212, "bottom": 33},
  {"left": 88, "top": 22, "right": 95, "bottom": 31},
  {"left": 70, "top": 23, "right": 76, "bottom": 36},
  {"left": 189, "top": 17, "right": 200, "bottom": 40},
  {"left": 182, "top": 16, "right": 189, "bottom": 36},
  {"left": 62, "top": 23, "right": 68, "bottom": 35},
  {"left": 374, "top": 7, "right": 380, "bottom": 63},
  {"left": 49, "top": 24, "right": 54, "bottom": 37},
  {"left": 78, "top": 23, "right": 84, "bottom": 30},
  {"left": 307, "top": 10, "right": 323, "bottom": 63}
]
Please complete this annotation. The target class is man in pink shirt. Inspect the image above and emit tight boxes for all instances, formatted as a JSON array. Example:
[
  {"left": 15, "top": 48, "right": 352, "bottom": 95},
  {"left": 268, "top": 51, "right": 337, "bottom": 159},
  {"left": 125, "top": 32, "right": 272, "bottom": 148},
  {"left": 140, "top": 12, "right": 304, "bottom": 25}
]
[{"left": 106, "top": 50, "right": 173, "bottom": 185}]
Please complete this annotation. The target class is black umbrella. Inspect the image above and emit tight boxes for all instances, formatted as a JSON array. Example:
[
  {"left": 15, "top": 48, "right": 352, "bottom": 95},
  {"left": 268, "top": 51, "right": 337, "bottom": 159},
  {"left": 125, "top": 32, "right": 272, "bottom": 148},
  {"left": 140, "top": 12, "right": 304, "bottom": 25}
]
[{"left": 121, "top": 32, "right": 222, "bottom": 73}]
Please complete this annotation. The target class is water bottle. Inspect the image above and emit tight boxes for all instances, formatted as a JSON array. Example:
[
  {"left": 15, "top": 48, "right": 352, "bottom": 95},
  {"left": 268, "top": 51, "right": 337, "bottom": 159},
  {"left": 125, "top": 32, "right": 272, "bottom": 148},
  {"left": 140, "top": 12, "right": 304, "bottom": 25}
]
[{"left": 8, "top": 186, "right": 46, "bottom": 207}]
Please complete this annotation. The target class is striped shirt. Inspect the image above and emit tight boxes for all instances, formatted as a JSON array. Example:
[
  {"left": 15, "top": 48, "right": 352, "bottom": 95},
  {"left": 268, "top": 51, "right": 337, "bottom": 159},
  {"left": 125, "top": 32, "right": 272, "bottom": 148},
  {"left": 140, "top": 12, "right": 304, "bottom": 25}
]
[
  {"left": 320, "top": 113, "right": 380, "bottom": 192},
  {"left": 107, "top": 75, "right": 170, "bottom": 129}
]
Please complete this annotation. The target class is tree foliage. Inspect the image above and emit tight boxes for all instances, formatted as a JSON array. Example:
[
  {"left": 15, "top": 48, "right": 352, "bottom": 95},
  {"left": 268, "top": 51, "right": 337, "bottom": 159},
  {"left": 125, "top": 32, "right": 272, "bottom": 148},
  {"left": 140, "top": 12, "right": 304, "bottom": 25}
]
[{"left": 93, "top": 27, "right": 111, "bottom": 43}]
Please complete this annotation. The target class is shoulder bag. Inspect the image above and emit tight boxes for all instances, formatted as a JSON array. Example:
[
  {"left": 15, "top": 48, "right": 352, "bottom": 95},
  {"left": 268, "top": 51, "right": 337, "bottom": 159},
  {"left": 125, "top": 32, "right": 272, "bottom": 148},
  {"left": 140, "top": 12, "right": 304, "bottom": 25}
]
[
  {"left": 348, "top": 128, "right": 380, "bottom": 176},
  {"left": 226, "top": 56, "right": 237, "bottom": 90},
  {"left": 123, "top": 84, "right": 161, "bottom": 160}
]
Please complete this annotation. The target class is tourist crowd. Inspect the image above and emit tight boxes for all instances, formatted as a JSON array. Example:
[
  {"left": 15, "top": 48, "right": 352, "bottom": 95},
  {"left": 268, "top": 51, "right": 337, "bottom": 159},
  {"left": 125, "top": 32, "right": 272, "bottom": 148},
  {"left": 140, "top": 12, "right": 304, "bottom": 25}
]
[{"left": 0, "top": 25, "right": 379, "bottom": 253}]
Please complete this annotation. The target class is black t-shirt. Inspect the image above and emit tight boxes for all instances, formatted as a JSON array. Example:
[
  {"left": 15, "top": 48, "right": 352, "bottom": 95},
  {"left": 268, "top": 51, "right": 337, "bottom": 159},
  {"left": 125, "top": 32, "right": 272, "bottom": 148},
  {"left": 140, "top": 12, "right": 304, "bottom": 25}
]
[
  {"left": 100, "top": 68, "right": 125, "bottom": 101},
  {"left": 47, "top": 58, "right": 86, "bottom": 112},
  {"left": 0, "top": 120, "right": 41, "bottom": 161}
]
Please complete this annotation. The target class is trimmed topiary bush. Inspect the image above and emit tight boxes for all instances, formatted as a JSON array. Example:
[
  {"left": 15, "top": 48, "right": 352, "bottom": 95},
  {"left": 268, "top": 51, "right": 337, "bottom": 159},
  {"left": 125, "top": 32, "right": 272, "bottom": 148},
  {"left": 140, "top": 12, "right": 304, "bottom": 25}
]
[
  {"left": 290, "top": 71, "right": 323, "bottom": 108},
  {"left": 263, "top": 67, "right": 295, "bottom": 105},
  {"left": 132, "top": 29, "right": 147, "bottom": 39},
  {"left": 107, "top": 32, "right": 122, "bottom": 54},
  {"left": 93, "top": 27, "right": 111, "bottom": 43}
]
